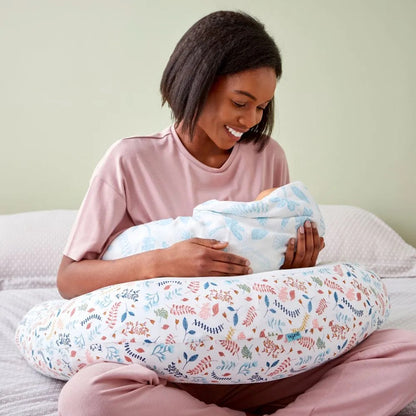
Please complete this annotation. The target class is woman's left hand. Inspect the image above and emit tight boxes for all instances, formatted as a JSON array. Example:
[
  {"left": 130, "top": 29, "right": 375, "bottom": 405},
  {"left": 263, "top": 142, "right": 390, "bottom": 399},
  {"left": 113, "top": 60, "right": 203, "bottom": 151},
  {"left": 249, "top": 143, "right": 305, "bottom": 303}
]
[{"left": 281, "top": 220, "right": 325, "bottom": 269}]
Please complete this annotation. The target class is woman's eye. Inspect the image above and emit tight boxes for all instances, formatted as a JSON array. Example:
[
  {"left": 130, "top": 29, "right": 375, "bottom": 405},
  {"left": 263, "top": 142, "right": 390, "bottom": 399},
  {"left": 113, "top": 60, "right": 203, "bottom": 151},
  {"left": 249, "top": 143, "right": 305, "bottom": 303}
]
[{"left": 232, "top": 101, "right": 246, "bottom": 108}]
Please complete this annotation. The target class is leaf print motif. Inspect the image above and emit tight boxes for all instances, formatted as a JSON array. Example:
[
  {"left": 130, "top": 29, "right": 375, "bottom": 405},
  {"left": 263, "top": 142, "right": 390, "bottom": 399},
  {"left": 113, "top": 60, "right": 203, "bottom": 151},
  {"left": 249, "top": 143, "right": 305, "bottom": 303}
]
[
  {"left": 262, "top": 338, "right": 285, "bottom": 358},
  {"left": 251, "top": 228, "right": 268, "bottom": 240},
  {"left": 242, "top": 306, "right": 257, "bottom": 327},
  {"left": 237, "top": 283, "right": 251, "bottom": 293},
  {"left": 105, "top": 302, "right": 121, "bottom": 329},
  {"left": 278, "top": 287, "right": 289, "bottom": 302},
  {"left": 346, "top": 288, "right": 356, "bottom": 301},
  {"left": 298, "top": 336, "right": 315, "bottom": 350},
  {"left": 285, "top": 199, "right": 299, "bottom": 212},
  {"left": 292, "top": 314, "right": 310, "bottom": 332},
  {"left": 302, "top": 206, "right": 313, "bottom": 217},
  {"left": 187, "top": 281, "right": 200, "bottom": 293},
  {"left": 290, "top": 184, "right": 310, "bottom": 202},
  {"left": 186, "top": 356, "right": 212, "bottom": 375},
  {"left": 268, "top": 357, "right": 291, "bottom": 377},
  {"left": 266, "top": 360, "right": 280, "bottom": 373},
  {"left": 316, "top": 299, "right": 328, "bottom": 315},
  {"left": 216, "top": 360, "right": 236, "bottom": 371},
  {"left": 155, "top": 308, "right": 169, "bottom": 319},
  {"left": 193, "top": 319, "right": 224, "bottom": 334},
  {"left": 333, "top": 264, "right": 344, "bottom": 276},
  {"left": 241, "top": 345, "right": 252, "bottom": 359},
  {"left": 253, "top": 283, "right": 276, "bottom": 294},
  {"left": 165, "top": 334, "right": 176, "bottom": 344},
  {"left": 274, "top": 301, "right": 301, "bottom": 318},
  {"left": 345, "top": 333, "right": 358, "bottom": 352},
  {"left": 324, "top": 278, "right": 344, "bottom": 293},
  {"left": 198, "top": 303, "right": 211, "bottom": 320},
  {"left": 170, "top": 305, "right": 196, "bottom": 315},
  {"left": 226, "top": 327, "right": 236, "bottom": 341},
  {"left": 219, "top": 340, "right": 240, "bottom": 356},
  {"left": 316, "top": 337, "right": 326, "bottom": 349},
  {"left": 311, "top": 276, "right": 323, "bottom": 286},
  {"left": 152, "top": 344, "right": 174, "bottom": 362},
  {"left": 225, "top": 218, "right": 244, "bottom": 240},
  {"left": 341, "top": 297, "right": 364, "bottom": 317}
]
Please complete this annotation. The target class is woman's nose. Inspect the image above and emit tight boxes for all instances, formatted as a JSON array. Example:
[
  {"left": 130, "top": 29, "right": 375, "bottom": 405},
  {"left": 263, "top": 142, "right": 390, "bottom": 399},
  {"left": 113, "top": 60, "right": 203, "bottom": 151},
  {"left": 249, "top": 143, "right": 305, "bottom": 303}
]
[{"left": 238, "top": 109, "right": 262, "bottom": 129}]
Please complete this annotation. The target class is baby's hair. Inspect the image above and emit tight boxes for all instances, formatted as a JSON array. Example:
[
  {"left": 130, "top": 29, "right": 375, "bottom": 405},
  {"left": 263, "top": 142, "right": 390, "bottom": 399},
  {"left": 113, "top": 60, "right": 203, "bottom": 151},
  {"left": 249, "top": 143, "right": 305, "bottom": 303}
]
[{"left": 160, "top": 11, "right": 282, "bottom": 151}]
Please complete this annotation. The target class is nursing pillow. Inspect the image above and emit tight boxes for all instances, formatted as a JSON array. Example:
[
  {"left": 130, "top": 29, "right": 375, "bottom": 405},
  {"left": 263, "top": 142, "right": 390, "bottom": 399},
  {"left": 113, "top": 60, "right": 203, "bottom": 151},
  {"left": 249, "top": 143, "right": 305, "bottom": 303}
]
[
  {"left": 16, "top": 263, "right": 389, "bottom": 383},
  {"left": 102, "top": 181, "right": 325, "bottom": 272}
]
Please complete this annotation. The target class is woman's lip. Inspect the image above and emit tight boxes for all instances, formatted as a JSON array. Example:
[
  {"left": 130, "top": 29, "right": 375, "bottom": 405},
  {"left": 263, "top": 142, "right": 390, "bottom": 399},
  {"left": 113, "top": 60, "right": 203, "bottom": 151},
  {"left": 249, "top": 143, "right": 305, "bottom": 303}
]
[
  {"left": 224, "top": 126, "right": 242, "bottom": 141},
  {"left": 225, "top": 125, "right": 246, "bottom": 139}
]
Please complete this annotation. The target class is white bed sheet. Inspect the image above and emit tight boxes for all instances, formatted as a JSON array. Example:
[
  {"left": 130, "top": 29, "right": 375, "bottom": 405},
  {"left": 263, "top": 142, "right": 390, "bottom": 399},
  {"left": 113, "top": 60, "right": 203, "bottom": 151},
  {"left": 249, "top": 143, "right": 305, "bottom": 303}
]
[
  {"left": 1, "top": 278, "right": 415, "bottom": 416},
  {"left": 0, "top": 288, "right": 63, "bottom": 416}
]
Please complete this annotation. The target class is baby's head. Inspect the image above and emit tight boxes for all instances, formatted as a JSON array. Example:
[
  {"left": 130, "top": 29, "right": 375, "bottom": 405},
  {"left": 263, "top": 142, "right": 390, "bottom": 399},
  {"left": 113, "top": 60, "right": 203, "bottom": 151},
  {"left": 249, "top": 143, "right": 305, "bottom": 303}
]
[{"left": 255, "top": 187, "right": 277, "bottom": 201}]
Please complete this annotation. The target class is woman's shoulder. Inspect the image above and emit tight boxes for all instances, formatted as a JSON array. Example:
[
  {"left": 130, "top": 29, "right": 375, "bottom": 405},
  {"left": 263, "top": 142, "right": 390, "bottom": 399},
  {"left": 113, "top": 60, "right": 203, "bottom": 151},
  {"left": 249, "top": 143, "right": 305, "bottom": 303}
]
[
  {"left": 92, "top": 126, "right": 176, "bottom": 176},
  {"left": 262, "top": 136, "right": 286, "bottom": 155},
  {"left": 110, "top": 125, "right": 174, "bottom": 154}
]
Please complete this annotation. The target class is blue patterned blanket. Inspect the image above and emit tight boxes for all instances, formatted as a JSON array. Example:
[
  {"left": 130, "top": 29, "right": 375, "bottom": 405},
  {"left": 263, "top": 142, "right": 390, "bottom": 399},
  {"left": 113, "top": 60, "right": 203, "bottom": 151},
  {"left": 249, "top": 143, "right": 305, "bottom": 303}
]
[{"left": 103, "top": 182, "right": 325, "bottom": 273}]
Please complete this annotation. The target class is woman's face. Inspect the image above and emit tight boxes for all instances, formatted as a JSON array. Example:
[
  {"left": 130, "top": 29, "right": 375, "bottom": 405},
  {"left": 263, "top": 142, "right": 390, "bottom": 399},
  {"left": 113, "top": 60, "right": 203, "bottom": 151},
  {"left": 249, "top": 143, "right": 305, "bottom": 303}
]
[{"left": 196, "top": 67, "right": 277, "bottom": 150}]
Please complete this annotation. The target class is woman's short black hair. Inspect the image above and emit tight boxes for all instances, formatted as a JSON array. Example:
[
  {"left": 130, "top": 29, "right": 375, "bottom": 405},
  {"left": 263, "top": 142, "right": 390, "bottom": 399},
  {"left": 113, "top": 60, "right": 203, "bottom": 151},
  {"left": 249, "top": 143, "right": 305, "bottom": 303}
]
[{"left": 160, "top": 11, "right": 282, "bottom": 150}]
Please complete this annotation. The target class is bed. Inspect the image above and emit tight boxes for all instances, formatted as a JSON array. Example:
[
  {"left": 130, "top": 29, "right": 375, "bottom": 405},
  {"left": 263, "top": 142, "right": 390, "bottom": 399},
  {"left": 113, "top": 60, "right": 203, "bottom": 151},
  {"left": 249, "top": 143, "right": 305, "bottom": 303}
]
[{"left": 1, "top": 206, "right": 415, "bottom": 415}]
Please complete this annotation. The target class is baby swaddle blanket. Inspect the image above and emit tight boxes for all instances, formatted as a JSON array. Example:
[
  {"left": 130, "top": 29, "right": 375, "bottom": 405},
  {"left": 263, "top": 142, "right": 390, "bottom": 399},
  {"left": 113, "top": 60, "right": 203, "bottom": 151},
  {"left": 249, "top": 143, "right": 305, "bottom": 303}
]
[{"left": 103, "top": 181, "right": 325, "bottom": 272}]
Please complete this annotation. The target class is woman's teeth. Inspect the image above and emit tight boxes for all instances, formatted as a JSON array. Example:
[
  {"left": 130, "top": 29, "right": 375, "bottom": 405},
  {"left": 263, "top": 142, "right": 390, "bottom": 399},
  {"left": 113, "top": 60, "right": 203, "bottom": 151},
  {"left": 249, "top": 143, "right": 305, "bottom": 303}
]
[{"left": 226, "top": 125, "right": 244, "bottom": 138}]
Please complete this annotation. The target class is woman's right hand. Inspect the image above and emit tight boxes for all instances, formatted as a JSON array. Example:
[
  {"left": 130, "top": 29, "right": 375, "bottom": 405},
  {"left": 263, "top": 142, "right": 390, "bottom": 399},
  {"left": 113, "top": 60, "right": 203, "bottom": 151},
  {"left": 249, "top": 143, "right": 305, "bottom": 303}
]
[{"left": 162, "top": 238, "right": 252, "bottom": 277}]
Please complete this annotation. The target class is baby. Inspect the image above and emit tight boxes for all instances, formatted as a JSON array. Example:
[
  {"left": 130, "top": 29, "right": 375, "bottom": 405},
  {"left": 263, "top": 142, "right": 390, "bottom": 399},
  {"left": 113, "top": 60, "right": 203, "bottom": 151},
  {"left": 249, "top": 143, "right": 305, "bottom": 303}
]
[{"left": 102, "top": 181, "right": 325, "bottom": 273}]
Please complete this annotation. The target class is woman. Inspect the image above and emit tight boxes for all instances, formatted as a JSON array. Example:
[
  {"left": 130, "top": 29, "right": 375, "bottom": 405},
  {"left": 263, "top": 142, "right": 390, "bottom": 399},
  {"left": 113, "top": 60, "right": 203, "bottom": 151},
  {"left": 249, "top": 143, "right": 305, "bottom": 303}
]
[{"left": 57, "top": 11, "right": 416, "bottom": 416}]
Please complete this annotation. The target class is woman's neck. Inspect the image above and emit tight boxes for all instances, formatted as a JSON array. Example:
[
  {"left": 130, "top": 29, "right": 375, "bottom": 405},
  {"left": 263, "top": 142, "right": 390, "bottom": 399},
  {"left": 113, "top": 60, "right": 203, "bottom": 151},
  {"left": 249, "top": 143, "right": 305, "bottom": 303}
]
[{"left": 175, "top": 124, "right": 232, "bottom": 168}]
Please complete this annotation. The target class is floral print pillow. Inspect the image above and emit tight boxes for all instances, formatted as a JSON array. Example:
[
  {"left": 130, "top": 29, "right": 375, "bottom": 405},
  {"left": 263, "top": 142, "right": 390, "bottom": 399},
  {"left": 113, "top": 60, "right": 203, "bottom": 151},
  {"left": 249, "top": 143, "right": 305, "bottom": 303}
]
[{"left": 15, "top": 263, "right": 389, "bottom": 384}]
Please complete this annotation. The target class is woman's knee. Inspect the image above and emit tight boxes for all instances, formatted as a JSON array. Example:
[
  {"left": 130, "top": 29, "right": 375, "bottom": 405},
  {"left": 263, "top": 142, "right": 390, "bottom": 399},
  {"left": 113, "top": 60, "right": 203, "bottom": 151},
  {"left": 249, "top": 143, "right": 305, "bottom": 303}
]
[
  {"left": 375, "top": 328, "right": 416, "bottom": 349},
  {"left": 58, "top": 362, "right": 162, "bottom": 416},
  {"left": 58, "top": 363, "right": 111, "bottom": 415}
]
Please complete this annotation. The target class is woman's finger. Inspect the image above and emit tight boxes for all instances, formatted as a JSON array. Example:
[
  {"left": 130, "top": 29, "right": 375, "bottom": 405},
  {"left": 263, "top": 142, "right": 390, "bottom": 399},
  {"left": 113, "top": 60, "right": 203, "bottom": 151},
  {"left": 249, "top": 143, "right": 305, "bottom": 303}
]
[
  {"left": 310, "top": 222, "right": 321, "bottom": 266},
  {"left": 281, "top": 238, "right": 295, "bottom": 269},
  {"left": 210, "top": 248, "right": 250, "bottom": 267},
  {"left": 190, "top": 237, "right": 228, "bottom": 249},
  {"left": 292, "top": 226, "right": 306, "bottom": 268},
  {"left": 303, "top": 221, "right": 314, "bottom": 264}
]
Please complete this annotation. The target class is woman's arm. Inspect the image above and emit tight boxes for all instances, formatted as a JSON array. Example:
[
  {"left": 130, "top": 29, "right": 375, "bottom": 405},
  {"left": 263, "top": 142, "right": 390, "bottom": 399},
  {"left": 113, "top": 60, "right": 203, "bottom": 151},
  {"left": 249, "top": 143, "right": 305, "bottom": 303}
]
[{"left": 57, "top": 238, "right": 252, "bottom": 299}]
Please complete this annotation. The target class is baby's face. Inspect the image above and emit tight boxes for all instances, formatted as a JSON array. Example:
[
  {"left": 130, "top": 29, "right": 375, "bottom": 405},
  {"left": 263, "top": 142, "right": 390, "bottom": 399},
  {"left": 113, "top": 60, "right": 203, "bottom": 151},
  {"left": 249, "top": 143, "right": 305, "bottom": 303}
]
[{"left": 255, "top": 187, "right": 276, "bottom": 201}]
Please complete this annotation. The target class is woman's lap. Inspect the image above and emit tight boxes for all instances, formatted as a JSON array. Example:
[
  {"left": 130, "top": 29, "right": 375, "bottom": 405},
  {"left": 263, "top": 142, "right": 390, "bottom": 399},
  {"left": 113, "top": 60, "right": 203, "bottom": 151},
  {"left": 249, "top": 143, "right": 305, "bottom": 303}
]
[{"left": 58, "top": 329, "right": 416, "bottom": 416}]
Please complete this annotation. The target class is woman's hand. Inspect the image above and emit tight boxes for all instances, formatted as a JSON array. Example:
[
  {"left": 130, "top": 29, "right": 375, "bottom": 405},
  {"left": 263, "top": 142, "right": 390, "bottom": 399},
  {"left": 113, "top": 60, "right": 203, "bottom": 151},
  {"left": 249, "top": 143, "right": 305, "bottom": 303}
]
[
  {"left": 281, "top": 220, "right": 325, "bottom": 269},
  {"left": 162, "top": 238, "right": 252, "bottom": 277}
]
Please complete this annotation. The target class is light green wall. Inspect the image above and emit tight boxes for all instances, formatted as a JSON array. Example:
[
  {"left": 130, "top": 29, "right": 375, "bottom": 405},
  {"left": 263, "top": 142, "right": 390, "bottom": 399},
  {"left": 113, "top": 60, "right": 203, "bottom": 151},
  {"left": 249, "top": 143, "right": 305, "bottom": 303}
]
[{"left": 1, "top": 0, "right": 415, "bottom": 247}]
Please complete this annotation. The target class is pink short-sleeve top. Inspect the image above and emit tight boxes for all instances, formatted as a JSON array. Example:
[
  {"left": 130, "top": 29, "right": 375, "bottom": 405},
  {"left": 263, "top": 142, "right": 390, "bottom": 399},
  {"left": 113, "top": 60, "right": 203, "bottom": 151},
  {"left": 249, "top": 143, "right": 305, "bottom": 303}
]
[{"left": 64, "top": 126, "right": 290, "bottom": 261}]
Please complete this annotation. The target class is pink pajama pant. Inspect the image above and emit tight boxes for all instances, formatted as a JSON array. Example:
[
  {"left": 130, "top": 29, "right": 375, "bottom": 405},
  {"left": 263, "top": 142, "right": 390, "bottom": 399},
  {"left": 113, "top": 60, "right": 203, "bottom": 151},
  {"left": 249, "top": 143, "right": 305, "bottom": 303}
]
[{"left": 58, "top": 329, "right": 416, "bottom": 416}]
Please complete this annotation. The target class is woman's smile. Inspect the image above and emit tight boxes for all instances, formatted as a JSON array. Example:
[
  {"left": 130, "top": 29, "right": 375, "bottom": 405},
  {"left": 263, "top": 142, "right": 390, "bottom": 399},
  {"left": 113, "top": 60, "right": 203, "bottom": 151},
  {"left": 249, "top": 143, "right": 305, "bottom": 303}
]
[{"left": 225, "top": 125, "right": 245, "bottom": 140}]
